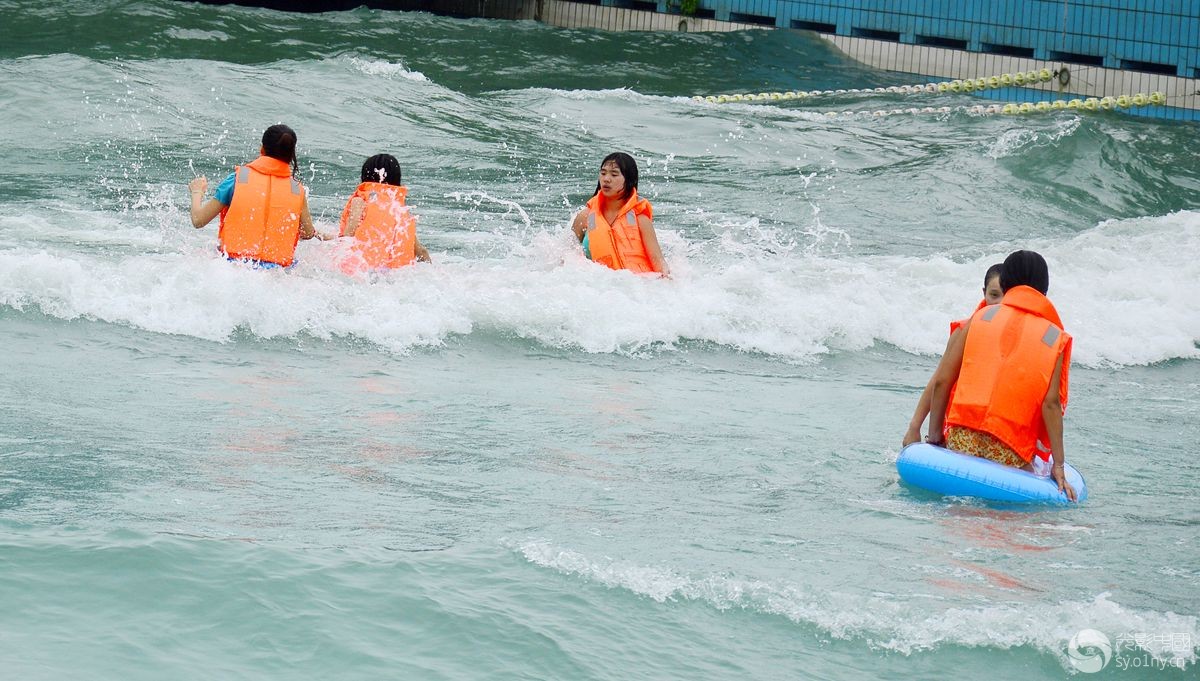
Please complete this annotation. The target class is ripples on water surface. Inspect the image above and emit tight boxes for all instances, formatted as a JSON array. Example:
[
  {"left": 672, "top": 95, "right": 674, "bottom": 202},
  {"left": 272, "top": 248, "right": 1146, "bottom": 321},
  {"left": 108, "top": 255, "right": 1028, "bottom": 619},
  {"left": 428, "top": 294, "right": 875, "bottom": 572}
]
[{"left": 1, "top": 1, "right": 1198, "bottom": 678}]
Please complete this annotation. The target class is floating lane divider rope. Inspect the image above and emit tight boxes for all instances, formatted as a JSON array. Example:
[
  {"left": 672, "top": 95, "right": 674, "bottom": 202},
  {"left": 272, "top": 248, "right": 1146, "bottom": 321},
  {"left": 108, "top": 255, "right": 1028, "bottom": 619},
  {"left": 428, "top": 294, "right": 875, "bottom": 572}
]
[
  {"left": 815, "top": 92, "right": 1165, "bottom": 118},
  {"left": 695, "top": 69, "right": 1058, "bottom": 104},
  {"left": 997, "top": 91, "right": 1166, "bottom": 113}
]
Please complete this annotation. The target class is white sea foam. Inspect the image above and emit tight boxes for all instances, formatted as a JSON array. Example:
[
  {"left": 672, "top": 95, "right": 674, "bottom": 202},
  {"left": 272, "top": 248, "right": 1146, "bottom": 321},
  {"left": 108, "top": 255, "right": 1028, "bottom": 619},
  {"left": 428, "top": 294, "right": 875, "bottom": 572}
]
[
  {"left": 513, "top": 87, "right": 651, "bottom": 103},
  {"left": 162, "top": 28, "right": 231, "bottom": 42},
  {"left": 512, "top": 539, "right": 1199, "bottom": 668},
  {"left": 344, "top": 56, "right": 429, "bottom": 82},
  {"left": 986, "top": 117, "right": 1082, "bottom": 159},
  {"left": 0, "top": 208, "right": 1196, "bottom": 366}
]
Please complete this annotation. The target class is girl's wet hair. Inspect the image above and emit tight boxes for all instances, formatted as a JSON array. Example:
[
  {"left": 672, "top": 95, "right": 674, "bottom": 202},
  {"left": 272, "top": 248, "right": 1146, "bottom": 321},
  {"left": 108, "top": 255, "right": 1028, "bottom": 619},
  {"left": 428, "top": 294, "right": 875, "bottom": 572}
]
[
  {"left": 262, "top": 124, "right": 298, "bottom": 175},
  {"left": 360, "top": 154, "right": 403, "bottom": 186},
  {"left": 593, "top": 152, "right": 638, "bottom": 202},
  {"left": 984, "top": 263, "right": 1004, "bottom": 288},
  {"left": 1000, "top": 250, "right": 1050, "bottom": 294}
]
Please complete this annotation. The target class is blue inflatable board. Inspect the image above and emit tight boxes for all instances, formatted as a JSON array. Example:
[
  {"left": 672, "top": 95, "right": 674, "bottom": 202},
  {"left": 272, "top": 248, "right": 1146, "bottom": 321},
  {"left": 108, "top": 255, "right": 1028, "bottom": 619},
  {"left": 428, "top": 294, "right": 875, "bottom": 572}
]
[{"left": 897, "top": 443, "right": 1087, "bottom": 505}]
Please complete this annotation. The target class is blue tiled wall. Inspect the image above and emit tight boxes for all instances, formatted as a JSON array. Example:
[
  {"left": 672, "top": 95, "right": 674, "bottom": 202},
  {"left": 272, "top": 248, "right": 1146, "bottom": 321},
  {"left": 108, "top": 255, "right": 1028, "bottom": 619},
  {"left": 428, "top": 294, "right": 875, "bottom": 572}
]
[{"left": 689, "top": 0, "right": 1200, "bottom": 78}]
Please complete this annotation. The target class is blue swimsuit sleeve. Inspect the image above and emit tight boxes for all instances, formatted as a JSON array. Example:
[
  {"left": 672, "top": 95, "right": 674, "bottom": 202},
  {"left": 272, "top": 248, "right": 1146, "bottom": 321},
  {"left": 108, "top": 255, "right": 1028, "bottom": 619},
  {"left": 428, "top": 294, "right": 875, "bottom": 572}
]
[
  {"left": 213, "top": 172, "right": 236, "bottom": 206},
  {"left": 581, "top": 232, "right": 592, "bottom": 260}
]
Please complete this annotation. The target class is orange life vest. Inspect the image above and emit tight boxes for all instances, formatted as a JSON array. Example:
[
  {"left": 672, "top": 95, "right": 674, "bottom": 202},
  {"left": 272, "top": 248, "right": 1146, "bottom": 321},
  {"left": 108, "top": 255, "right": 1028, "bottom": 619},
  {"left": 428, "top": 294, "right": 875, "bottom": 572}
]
[
  {"left": 338, "top": 182, "right": 416, "bottom": 271},
  {"left": 940, "top": 299, "right": 989, "bottom": 430},
  {"left": 219, "top": 155, "right": 305, "bottom": 267},
  {"left": 945, "top": 286, "right": 1072, "bottom": 463},
  {"left": 949, "top": 299, "right": 988, "bottom": 335},
  {"left": 584, "top": 190, "right": 658, "bottom": 274}
]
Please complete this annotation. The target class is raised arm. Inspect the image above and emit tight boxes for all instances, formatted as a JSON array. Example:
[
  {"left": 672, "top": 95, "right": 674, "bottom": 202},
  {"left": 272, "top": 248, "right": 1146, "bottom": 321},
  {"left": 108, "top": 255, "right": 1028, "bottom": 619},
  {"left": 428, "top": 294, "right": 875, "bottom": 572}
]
[{"left": 189, "top": 177, "right": 224, "bottom": 229}]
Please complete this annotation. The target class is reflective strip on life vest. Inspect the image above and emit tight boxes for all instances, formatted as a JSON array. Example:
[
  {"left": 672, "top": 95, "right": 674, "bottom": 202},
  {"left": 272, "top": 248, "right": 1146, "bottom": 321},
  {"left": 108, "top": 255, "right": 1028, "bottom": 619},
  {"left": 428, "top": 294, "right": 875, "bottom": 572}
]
[
  {"left": 1041, "top": 325, "right": 1061, "bottom": 347},
  {"left": 980, "top": 305, "right": 1002, "bottom": 322}
]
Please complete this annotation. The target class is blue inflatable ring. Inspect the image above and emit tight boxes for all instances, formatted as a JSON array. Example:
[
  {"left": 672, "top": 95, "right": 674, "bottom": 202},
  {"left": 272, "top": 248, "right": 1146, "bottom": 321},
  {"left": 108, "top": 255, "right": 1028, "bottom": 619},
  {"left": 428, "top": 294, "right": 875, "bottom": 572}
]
[{"left": 897, "top": 443, "right": 1087, "bottom": 505}]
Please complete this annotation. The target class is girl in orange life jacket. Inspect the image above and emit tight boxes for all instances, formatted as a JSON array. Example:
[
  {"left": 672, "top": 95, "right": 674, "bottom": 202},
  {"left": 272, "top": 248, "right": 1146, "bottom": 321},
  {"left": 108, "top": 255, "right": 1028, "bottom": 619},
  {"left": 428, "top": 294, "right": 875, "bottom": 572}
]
[
  {"left": 926, "top": 250, "right": 1077, "bottom": 502},
  {"left": 570, "top": 152, "right": 669, "bottom": 276},
  {"left": 338, "top": 153, "right": 431, "bottom": 272},
  {"left": 188, "top": 124, "right": 326, "bottom": 268},
  {"left": 902, "top": 263, "right": 1004, "bottom": 448}
]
